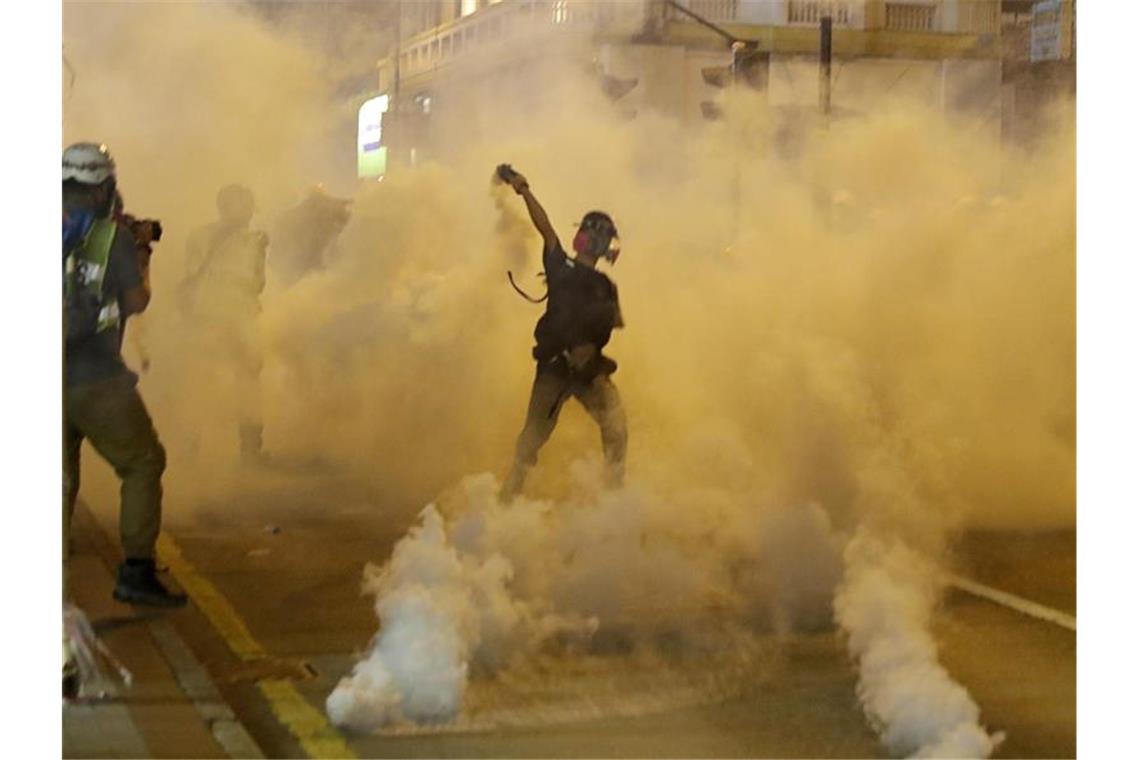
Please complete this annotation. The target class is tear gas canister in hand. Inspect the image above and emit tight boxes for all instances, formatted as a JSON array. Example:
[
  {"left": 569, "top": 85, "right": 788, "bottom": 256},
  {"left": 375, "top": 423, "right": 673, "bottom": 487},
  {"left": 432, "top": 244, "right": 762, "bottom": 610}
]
[
  {"left": 496, "top": 164, "right": 519, "bottom": 184},
  {"left": 495, "top": 164, "right": 528, "bottom": 194}
]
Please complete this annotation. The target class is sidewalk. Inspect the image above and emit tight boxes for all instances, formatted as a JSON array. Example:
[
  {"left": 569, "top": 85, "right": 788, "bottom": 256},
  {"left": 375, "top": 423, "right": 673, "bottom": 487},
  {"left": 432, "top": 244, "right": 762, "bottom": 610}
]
[{"left": 64, "top": 504, "right": 263, "bottom": 759}]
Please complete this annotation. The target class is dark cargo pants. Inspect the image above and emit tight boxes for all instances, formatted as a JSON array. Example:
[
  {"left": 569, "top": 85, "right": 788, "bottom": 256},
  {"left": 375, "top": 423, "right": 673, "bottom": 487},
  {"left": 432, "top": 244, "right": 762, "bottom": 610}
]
[
  {"left": 64, "top": 373, "right": 166, "bottom": 563},
  {"left": 501, "top": 365, "right": 627, "bottom": 501}
]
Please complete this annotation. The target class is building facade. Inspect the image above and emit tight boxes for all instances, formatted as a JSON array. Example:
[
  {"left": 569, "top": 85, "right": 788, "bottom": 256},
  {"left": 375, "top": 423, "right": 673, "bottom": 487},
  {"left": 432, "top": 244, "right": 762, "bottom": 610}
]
[{"left": 358, "top": 1, "right": 1052, "bottom": 174}]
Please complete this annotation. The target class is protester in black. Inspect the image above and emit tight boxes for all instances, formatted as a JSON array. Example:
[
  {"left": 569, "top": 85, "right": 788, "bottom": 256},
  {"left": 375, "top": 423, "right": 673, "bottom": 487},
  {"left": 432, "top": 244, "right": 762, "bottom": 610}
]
[{"left": 499, "top": 166, "right": 628, "bottom": 501}]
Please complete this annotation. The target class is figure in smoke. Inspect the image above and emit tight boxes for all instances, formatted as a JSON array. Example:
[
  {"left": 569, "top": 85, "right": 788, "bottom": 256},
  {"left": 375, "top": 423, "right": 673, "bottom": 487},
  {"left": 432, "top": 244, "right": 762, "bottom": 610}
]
[
  {"left": 179, "top": 184, "right": 269, "bottom": 463},
  {"left": 497, "top": 165, "right": 628, "bottom": 501},
  {"left": 269, "top": 184, "right": 351, "bottom": 288},
  {"left": 63, "top": 142, "right": 186, "bottom": 608}
]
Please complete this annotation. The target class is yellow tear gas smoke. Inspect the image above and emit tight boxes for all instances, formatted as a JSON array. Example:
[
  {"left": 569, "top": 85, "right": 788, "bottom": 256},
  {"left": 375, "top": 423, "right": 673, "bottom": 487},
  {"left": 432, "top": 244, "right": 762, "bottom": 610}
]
[
  {"left": 64, "top": 2, "right": 1073, "bottom": 533},
  {"left": 65, "top": 1, "right": 1072, "bottom": 753}
]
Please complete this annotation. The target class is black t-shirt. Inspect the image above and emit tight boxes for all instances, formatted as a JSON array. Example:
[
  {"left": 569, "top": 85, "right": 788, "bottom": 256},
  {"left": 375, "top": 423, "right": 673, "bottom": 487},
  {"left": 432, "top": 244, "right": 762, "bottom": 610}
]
[
  {"left": 532, "top": 240, "right": 623, "bottom": 372},
  {"left": 64, "top": 200, "right": 142, "bottom": 388}
]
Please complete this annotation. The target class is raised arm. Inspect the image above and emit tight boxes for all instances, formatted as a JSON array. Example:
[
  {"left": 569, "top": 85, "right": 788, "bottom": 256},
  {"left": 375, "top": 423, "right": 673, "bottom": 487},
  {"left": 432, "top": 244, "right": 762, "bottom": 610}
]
[{"left": 504, "top": 168, "right": 559, "bottom": 250}]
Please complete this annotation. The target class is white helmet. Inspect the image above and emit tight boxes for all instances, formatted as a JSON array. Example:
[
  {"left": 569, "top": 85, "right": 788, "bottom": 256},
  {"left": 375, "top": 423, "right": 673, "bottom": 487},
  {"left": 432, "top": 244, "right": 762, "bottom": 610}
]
[{"left": 62, "top": 142, "right": 116, "bottom": 185}]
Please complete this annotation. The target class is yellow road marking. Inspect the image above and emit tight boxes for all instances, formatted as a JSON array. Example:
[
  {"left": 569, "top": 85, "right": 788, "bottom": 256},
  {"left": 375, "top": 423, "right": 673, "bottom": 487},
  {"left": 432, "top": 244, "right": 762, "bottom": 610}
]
[
  {"left": 258, "top": 679, "right": 358, "bottom": 760},
  {"left": 157, "top": 533, "right": 266, "bottom": 661},
  {"left": 157, "top": 531, "right": 358, "bottom": 759}
]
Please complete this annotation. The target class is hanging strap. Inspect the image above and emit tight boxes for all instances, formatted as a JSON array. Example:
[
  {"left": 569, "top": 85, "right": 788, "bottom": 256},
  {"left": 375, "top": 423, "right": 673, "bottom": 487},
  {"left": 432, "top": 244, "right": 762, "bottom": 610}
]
[{"left": 507, "top": 270, "right": 548, "bottom": 303}]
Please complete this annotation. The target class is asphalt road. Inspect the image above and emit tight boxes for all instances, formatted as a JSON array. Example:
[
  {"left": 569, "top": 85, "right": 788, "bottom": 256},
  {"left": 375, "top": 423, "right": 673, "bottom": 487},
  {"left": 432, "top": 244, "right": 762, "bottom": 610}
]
[{"left": 84, "top": 466, "right": 1075, "bottom": 759}]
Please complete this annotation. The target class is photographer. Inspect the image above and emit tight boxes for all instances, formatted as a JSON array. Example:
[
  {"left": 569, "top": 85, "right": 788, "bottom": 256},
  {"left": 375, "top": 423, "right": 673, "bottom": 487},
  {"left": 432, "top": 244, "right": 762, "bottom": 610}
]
[{"left": 62, "top": 142, "right": 185, "bottom": 608}]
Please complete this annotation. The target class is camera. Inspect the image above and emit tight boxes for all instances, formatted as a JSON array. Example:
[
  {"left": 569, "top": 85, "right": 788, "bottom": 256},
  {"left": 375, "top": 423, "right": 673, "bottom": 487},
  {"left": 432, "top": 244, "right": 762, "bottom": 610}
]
[
  {"left": 124, "top": 216, "right": 163, "bottom": 247},
  {"left": 131, "top": 218, "right": 163, "bottom": 243}
]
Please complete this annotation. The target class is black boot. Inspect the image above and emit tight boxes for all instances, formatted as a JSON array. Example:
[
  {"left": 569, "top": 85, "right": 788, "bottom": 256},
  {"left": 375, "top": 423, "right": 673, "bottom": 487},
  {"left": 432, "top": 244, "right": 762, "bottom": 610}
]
[{"left": 113, "top": 559, "right": 187, "bottom": 608}]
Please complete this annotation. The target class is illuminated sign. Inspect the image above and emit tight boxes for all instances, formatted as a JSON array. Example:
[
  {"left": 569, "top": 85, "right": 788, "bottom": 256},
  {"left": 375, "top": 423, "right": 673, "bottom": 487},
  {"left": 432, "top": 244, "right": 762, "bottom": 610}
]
[
  {"left": 1030, "top": 0, "right": 1072, "bottom": 62},
  {"left": 357, "top": 94, "right": 389, "bottom": 179}
]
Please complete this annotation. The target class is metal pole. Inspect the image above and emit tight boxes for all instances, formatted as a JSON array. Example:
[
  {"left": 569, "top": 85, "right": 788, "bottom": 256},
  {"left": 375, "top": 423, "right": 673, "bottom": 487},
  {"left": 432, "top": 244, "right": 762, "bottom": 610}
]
[
  {"left": 819, "top": 15, "right": 832, "bottom": 117},
  {"left": 392, "top": 0, "right": 403, "bottom": 166},
  {"left": 393, "top": 1, "right": 401, "bottom": 105},
  {"left": 818, "top": 14, "right": 834, "bottom": 230}
]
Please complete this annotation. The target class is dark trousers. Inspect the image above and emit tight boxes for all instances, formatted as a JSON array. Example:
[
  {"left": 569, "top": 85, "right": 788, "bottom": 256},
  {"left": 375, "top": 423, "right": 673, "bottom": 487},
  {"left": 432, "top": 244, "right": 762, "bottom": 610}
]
[
  {"left": 501, "top": 366, "right": 627, "bottom": 500},
  {"left": 64, "top": 373, "right": 166, "bottom": 563}
]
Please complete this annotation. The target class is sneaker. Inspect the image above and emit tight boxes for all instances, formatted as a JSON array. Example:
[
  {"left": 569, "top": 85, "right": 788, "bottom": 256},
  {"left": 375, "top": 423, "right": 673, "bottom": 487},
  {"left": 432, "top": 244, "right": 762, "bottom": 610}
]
[{"left": 113, "top": 559, "right": 187, "bottom": 608}]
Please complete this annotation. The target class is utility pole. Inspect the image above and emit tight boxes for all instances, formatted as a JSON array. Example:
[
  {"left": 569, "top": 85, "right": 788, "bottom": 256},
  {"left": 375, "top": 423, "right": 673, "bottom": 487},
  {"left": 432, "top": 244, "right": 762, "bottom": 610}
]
[
  {"left": 388, "top": 0, "right": 403, "bottom": 169},
  {"left": 819, "top": 14, "right": 833, "bottom": 118},
  {"left": 666, "top": 0, "right": 768, "bottom": 252},
  {"left": 818, "top": 15, "right": 834, "bottom": 230},
  {"left": 393, "top": 1, "right": 401, "bottom": 107}
]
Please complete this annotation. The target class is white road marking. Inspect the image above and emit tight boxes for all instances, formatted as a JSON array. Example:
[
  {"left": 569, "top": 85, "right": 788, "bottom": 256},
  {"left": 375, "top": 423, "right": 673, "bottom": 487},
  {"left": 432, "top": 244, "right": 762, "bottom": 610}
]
[{"left": 944, "top": 573, "right": 1076, "bottom": 632}]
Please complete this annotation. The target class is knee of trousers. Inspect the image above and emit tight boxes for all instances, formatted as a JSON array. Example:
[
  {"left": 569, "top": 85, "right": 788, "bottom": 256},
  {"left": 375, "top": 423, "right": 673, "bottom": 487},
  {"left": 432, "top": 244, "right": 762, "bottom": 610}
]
[
  {"left": 122, "top": 437, "right": 167, "bottom": 480},
  {"left": 513, "top": 436, "right": 542, "bottom": 467},
  {"left": 514, "top": 418, "right": 557, "bottom": 466},
  {"left": 601, "top": 413, "right": 628, "bottom": 449}
]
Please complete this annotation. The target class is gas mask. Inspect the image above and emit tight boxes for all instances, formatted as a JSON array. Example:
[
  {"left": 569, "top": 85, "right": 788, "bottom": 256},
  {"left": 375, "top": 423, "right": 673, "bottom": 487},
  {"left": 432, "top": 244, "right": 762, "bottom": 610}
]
[{"left": 573, "top": 211, "right": 621, "bottom": 264}]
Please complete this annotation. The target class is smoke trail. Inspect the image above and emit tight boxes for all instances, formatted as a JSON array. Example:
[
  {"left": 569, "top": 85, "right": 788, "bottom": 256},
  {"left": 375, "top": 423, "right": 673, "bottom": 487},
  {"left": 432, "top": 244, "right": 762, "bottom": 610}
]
[
  {"left": 328, "top": 465, "right": 854, "bottom": 728},
  {"left": 327, "top": 478, "right": 597, "bottom": 731},
  {"left": 834, "top": 528, "right": 1004, "bottom": 758}
]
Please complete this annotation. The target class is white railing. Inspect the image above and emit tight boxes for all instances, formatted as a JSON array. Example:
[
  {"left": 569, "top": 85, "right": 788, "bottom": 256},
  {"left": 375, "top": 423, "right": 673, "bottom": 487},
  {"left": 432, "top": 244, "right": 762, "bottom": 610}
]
[
  {"left": 683, "top": 0, "right": 740, "bottom": 21},
  {"left": 884, "top": 2, "right": 938, "bottom": 32},
  {"left": 393, "top": 0, "right": 1001, "bottom": 78},
  {"left": 668, "top": 0, "right": 1000, "bottom": 34},
  {"left": 958, "top": 0, "right": 1000, "bottom": 34},
  {"left": 396, "top": 0, "right": 632, "bottom": 79},
  {"left": 788, "top": 1, "right": 854, "bottom": 26}
]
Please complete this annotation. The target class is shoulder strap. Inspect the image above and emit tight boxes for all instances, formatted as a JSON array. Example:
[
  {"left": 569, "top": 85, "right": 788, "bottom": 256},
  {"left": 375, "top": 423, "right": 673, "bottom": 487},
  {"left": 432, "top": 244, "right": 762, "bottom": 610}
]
[
  {"left": 65, "top": 219, "right": 117, "bottom": 289},
  {"left": 65, "top": 219, "right": 121, "bottom": 335},
  {"left": 83, "top": 219, "right": 117, "bottom": 269}
]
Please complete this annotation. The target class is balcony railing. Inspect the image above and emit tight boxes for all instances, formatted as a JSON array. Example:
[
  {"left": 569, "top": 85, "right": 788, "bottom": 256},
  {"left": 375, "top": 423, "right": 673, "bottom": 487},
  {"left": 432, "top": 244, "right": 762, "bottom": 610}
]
[
  {"left": 396, "top": 0, "right": 633, "bottom": 79},
  {"left": 393, "top": 0, "right": 1003, "bottom": 79},
  {"left": 884, "top": 2, "right": 938, "bottom": 31},
  {"left": 668, "top": 0, "right": 1000, "bottom": 34},
  {"left": 958, "top": 0, "right": 1000, "bottom": 34},
  {"left": 788, "top": 1, "right": 854, "bottom": 27},
  {"left": 684, "top": 0, "right": 739, "bottom": 20}
]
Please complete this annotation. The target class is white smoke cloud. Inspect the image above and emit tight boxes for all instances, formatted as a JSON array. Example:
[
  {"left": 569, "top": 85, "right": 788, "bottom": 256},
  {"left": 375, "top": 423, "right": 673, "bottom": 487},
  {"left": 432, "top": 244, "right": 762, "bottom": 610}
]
[
  {"left": 327, "top": 482, "right": 597, "bottom": 731},
  {"left": 328, "top": 465, "right": 855, "bottom": 730},
  {"left": 834, "top": 528, "right": 1004, "bottom": 758}
]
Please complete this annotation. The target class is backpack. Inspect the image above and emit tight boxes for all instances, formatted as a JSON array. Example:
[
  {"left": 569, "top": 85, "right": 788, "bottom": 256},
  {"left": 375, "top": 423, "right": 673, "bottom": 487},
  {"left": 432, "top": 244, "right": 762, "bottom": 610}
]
[{"left": 63, "top": 215, "right": 120, "bottom": 341}]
